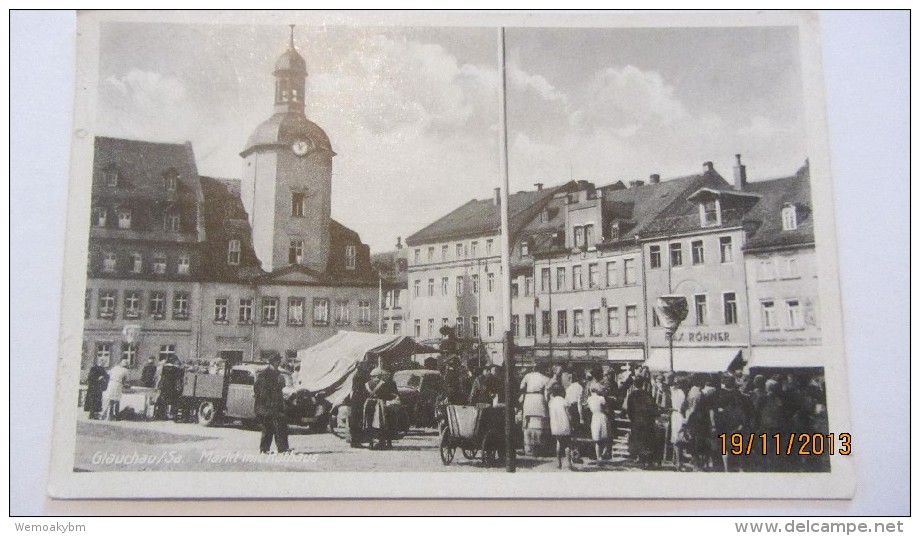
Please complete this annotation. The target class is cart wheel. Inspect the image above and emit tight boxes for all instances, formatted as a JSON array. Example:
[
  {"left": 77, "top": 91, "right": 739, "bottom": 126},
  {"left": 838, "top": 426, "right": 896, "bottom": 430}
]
[
  {"left": 439, "top": 429, "right": 455, "bottom": 465},
  {"left": 197, "top": 401, "right": 217, "bottom": 426},
  {"left": 481, "top": 433, "right": 496, "bottom": 467},
  {"left": 569, "top": 446, "right": 581, "bottom": 470},
  {"left": 462, "top": 448, "right": 479, "bottom": 460}
]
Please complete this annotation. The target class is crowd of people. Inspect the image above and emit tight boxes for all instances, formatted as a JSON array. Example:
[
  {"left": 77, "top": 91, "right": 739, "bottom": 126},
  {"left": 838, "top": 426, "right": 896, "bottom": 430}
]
[{"left": 83, "top": 354, "right": 184, "bottom": 421}]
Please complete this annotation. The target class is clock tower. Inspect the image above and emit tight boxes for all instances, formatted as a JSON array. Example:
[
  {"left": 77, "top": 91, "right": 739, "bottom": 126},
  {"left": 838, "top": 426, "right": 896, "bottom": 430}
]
[{"left": 240, "top": 26, "right": 335, "bottom": 273}]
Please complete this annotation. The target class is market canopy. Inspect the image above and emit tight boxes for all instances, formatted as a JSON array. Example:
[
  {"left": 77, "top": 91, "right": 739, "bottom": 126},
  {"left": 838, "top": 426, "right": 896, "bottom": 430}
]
[
  {"left": 294, "top": 331, "right": 438, "bottom": 406},
  {"left": 645, "top": 347, "right": 742, "bottom": 373},
  {"left": 747, "top": 346, "right": 824, "bottom": 369}
]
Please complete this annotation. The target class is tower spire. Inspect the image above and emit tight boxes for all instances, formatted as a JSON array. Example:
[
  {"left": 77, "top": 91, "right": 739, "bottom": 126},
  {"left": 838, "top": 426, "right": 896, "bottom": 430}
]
[{"left": 289, "top": 24, "right": 295, "bottom": 48}]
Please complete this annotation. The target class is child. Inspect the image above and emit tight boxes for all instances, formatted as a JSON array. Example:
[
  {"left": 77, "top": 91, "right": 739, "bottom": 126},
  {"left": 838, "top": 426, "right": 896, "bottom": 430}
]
[
  {"left": 586, "top": 384, "right": 611, "bottom": 463},
  {"left": 546, "top": 379, "right": 571, "bottom": 468}
]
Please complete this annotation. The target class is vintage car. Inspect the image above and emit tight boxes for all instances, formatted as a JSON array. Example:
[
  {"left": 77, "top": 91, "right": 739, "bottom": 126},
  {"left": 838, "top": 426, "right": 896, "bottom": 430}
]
[
  {"left": 178, "top": 363, "right": 329, "bottom": 430},
  {"left": 393, "top": 369, "right": 442, "bottom": 428}
]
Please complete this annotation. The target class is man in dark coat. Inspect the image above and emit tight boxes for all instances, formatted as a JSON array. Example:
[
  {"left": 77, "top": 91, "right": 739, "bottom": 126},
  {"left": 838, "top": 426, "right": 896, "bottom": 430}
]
[
  {"left": 154, "top": 356, "right": 183, "bottom": 420},
  {"left": 468, "top": 366, "right": 498, "bottom": 405},
  {"left": 254, "top": 352, "right": 290, "bottom": 454},
  {"left": 85, "top": 358, "right": 109, "bottom": 419},
  {"left": 140, "top": 357, "right": 158, "bottom": 388},
  {"left": 349, "top": 362, "right": 372, "bottom": 448}
]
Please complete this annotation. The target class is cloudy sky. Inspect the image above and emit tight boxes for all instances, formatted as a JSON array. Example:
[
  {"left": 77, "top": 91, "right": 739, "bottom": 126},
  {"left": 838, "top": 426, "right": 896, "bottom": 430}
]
[{"left": 96, "top": 21, "right": 806, "bottom": 252}]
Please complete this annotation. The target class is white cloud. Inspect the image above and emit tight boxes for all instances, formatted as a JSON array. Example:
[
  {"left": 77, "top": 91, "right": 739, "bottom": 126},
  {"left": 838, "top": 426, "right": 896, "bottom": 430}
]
[
  {"left": 738, "top": 115, "right": 796, "bottom": 140},
  {"left": 99, "top": 69, "right": 199, "bottom": 142}
]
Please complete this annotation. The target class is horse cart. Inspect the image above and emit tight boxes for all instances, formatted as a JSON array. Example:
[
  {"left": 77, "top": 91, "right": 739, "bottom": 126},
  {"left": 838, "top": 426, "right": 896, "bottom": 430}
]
[{"left": 438, "top": 404, "right": 507, "bottom": 467}]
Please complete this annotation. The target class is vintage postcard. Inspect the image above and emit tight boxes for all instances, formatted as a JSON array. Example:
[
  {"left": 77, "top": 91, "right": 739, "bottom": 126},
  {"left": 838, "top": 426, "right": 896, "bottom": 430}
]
[{"left": 48, "top": 10, "right": 856, "bottom": 499}]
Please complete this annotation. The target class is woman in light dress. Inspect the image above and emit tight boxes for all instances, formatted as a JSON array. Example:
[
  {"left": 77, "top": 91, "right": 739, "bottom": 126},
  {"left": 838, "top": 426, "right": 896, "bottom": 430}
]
[
  {"left": 586, "top": 383, "right": 611, "bottom": 462},
  {"left": 518, "top": 364, "right": 550, "bottom": 426},
  {"left": 102, "top": 358, "right": 130, "bottom": 421},
  {"left": 670, "top": 377, "right": 689, "bottom": 470},
  {"left": 545, "top": 370, "right": 572, "bottom": 468}
]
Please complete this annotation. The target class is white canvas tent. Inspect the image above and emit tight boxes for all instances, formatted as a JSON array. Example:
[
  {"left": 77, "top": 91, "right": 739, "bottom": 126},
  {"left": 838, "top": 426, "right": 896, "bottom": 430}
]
[{"left": 294, "top": 331, "right": 437, "bottom": 407}]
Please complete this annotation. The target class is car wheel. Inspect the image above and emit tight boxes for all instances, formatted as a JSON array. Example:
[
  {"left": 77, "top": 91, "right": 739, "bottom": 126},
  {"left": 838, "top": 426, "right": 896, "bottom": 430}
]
[{"left": 197, "top": 400, "right": 217, "bottom": 427}]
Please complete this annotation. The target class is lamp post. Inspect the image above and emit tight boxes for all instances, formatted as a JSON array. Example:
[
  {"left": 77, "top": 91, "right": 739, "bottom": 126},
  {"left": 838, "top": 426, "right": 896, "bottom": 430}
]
[{"left": 655, "top": 296, "right": 688, "bottom": 372}]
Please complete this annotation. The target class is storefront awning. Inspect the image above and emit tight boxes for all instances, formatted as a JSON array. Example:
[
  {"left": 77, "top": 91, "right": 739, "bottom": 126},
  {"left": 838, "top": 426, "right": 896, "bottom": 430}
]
[
  {"left": 748, "top": 346, "right": 823, "bottom": 369},
  {"left": 606, "top": 348, "right": 645, "bottom": 362},
  {"left": 646, "top": 347, "right": 742, "bottom": 372}
]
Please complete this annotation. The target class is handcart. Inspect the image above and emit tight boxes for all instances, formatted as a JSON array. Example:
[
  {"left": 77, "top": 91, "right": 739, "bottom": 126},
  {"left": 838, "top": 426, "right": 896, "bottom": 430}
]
[{"left": 439, "top": 404, "right": 506, "bottom": 467}]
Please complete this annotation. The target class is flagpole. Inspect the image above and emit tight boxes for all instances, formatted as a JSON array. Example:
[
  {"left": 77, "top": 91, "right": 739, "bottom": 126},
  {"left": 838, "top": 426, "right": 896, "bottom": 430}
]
[{"left": 497, "top": 26, "right": 516, "bottom": 473}]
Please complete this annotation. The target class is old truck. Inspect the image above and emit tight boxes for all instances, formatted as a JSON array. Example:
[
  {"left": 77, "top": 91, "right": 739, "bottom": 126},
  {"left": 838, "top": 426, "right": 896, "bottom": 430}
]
[{"left": 177, "top": 362, "right": 330, "bottom": 430}]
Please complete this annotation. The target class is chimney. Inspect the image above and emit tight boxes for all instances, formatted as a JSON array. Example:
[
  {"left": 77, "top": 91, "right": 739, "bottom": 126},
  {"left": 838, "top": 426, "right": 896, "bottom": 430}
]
[
  {"left": 493, "top": 187, "right": 501, "bottom": 206},
  {"left": 649, "top": 173, "right": 660, "bottom": 184},
  {"left": 733, "top": 154, "right": 747, "bottom": 190},
  {"left": 703, "top": 161, "right": 714, "bottom": 173},
  {"left": 534, "top": 182, "right": 543, "bottom": 191},
  {"left": 629, "top": 180, "right": 644, "bottom": 188},
  {"left": 395, "top": 236, "right": 403, "bottom": 250}
]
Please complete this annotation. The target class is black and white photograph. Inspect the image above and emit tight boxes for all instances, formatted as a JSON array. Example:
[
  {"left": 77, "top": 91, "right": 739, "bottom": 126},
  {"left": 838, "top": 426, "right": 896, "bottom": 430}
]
[{"left": 42, "top": 10, "right": 866, "bottom": 500}]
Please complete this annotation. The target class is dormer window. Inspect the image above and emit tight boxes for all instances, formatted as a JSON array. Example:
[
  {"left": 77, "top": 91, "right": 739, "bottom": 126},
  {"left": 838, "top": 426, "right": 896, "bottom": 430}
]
[
  {"left": 584, "top": 224, "right": 594, "bottom": 246},
  {"left": 610, "top": 221, "right": 621, "bottom": 241},
  {"left": 345, "top": 245, "right": 357, "bottom": 270},
  {"left": 165, "top": 213, "right": 181, "bottom": 232},
  {"left": 92, "top": 207, "right": 107, "bottom": 227},
  {"left": 573, "top": 226, "right": 584, "bottom": 248},
  {"left": 228, "top": 239, "right": 241, "bottom": 266},
  {"left": 103, "top": 167, "right": 119, "bottom": 187},
  {"left": 782, "top": 204, "right": 798, "bottom": 230},
  {"left": 164, "top": 170, "right": 178, "bottom": 192},
  {"left": 117, "top": 210, "right": 132, "bottom": 229},
  {"left": 701, "top": 199, "right": 721, "bottom": 227},
  {"left": 520, "top": 241, "right": 530, "bottom": 256}
]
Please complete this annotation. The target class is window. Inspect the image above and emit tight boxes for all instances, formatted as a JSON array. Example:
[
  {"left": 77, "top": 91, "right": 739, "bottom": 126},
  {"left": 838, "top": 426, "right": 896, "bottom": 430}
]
[
  {"left": 573, "top": 265, "right": 583, "bottom": 290},
  {"left": 487, "top": 316, "right": 495, "bottom": 337},
  {"left": 414, "top": 249, "right": 421, "bottom": 264},
  {"left": 557, "top": 310, "right": 568, "bottom": 336},
  {"left": 427, "top": 318, "right": 434, "bottom": 337},
  {"left": 311, "top": 298, "right": 329, "bottom": 326},
  {"left": 427, "top": 246, "right": 435, "bottom": 262},
  {"left": 227, "top": 240, "right": 241, "bottom": 266},
  {"left": 572, "top": 310, "right": 584, "bottom": 336},
  {"left": 152, "top": 255, "right": 166, "bottom": 274},
  {"left": 441, "top": 277, "right": 449, "bottom": 295},
  {"left": 456, "top": 317, "right": 464, "bottom": 337},
  {"left": 511, "top": 281, "right": 519, "bottom": 298},
  {"left": 778, "top": 257, "right": 799, "bottom": 279},
  {"left": 121, "top": 343, "right": 138, "bottom": 367},
  {"left": 486, "top": 239, "right": 494, "bottom": 256},
  {"left": 392, "top": 321, "right": 402, "bottom": 335},
  {"left": 761, "top": 301, "right": 777, "bottom": 329},
  {"left": 345, "top": 245, "right": 357, "bottom": 270},
  {"left": 442, "top": 318, "right": 449, "bottom": 329},
  {"left": 414, "top": 319, "right": 422, "bottom": 338},
  {"left": 104, "top": 168, "right": 119, "bottom": 187},
  {"left": 607, "top": 307, "right": 620, "bottom": 335},
  {"left": 520, "top": 242, "right": 529, "bottom": 256},
  {"left": 455, "top": 276, "right": 464, "bottom": 296},
  {"left": 98, "top": 290, "right": 117, "bottom": 318},
  {"left": 336, "top": 300, "right": 350, "bottom": 325},
  {"left": 584, "top": 224, "right": 594, "bottom": 247},
  {"left": 158, "top": 344, "right": 177, "bottom": 362},
  {"left": 541, "top": 311, "right": 551, "bottom": 336},
  {"left": 427, "top": 278, "right": 435, "bottom": 296},
  {"left": 291, "top": 192, "right": 307, "bottom": 217},
  {"left": 624, "top": 258, "right": 636, "bottom": 285},
  {"left": 124, "top": 290, "right": 141, "bottom": 319},
  {"left": 525, "top": 314, "right": 536, "bottom": 337},
  {"left": 130, "top": 253, "right": 143, "bottom": 273},
  {"left": 172, "top": 291, "right": 189, "bottom": 319},
  {"left": 413, "top": 279, "right": 421, "bottom": 297},
  {"left": 177, "top": 254, "right": 190, "bottom": 275},
  {"left": 84, "top": 290, "right": 92, "bottom": 318},
  {"left": 384, "top": 291, "right": 393, "bottom": 309},
  {"left": 573, "top": 226, "right": 584, "bottom": 248},
  {"left": 95, "top": 342, "right": 112, "bottom": 367},
  {"left": 786, "top": 299, "right": 803, "bottom": 328},
  {"left": 470, "top": 316, "right": 479, "bottom": 337},
  {"left": 556, "top": 267, "right": 566, "bottom": 291},
  {"left": 610, "top": 221, "right": 621, "bottom": 241},
  {"left": 288, "top": 298, "right": 305, "bottom": 326},
  {"left": 782, "top": 205, "right": 798, "bottom": 230},
  {"left": 649, "top": 245, "right": 661, "bottom": 269},
  {"left": 588, "top": 264, "right": 599, "bottom": 288},
  {"left": 238, "top": 298, "right": 253, "bottom": 323},
  {"left": 441, "top": 245, "right": 449, "bottom": 260},
  {"left": 719, "top": 236, "right": 733, "bottom": 263},
  {"left": 525, "top": 276, "right": 534, "bottom": 296},
  {"left": 625, "top": 305, "right": 638, "bottom": 334},
  {"left": 165, "top": 213, "right": 180, "bottom": 232},
  {"left": 590, "top": 309, "right": 601, "bottom": 336},
  {"left": 723, "top": 293, "right": 738, "bottom": 325},
  {"left": 117, "top": 210, "right": 131, "bottom": 229},
  {"left": 165, "top": 171, "right": 178, "bottom": 192},
  {"left": 691, "top": 240, "right": 705, "bottom": 264},
  {"left": 702, "top": 200, "right": 720, "bottom": 226},
  {"left": 757, "top": 259, "right": 776, "bottom": 281},
  {"left": 471, "top": 274, "right": 480, "bottom": 294},
  {"left": 487, "top": 273, "right": 495, "bottom": 293},
  {"left": 214, "top": 298, "right": 229, "bottom": 323},
  {"left": 102, "top": 252, "right": 117, "bottom": 273},
  {"left": 456, "top": 244, "right": 464, "bottom": 258},
  {"left": 358, "top": 301, "right": 371, "bottom": 325},
  {"left": 471, "top": 241, "right": 478, "bottom": 257},
  {"left": 92, "top": 207, "right": 107, "bottom": 227},
  {"left": 694, "top": 295, "right": 708, "bottom": 325},
  {"left": 606, "top": 261, "right": 618, "bottom": 287},
  {"left": 262, "top": 297, "right": 279, "bottom": 325},
  {"left": 541, "top": 267, "right": 550, "bottom": 292},
  {"left": 392, "top": 289, "right": 401, "bottom": 309},
  {"left": 669, "top": 243, "right": 684, "bottom": 266},
  {"left": 289, "top": 239, "right": 304, "bottom": 264}
]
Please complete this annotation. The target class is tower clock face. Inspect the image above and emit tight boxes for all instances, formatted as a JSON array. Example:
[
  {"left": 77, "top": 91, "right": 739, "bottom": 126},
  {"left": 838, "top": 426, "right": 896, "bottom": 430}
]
[{"left": 292, "top": 139, "right": 312, "bottom": 156}]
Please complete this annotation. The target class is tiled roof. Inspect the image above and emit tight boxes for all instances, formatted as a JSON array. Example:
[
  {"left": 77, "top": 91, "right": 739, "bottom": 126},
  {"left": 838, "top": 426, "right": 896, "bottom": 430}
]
[
  {"left": 93, "top": 137, "right": 203, "bottom": 203},
  {"left": 198, "top": 176, "right": 264, "bottom": 282},
  {"left": 405, "top": 185, "right": 567, "bottom": 246},
  {"left": 741, "top": 164, "right": 814, "bottom": 251},
  {"left": 630, "top": 170, "right": 738, "bottom": 239}
]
